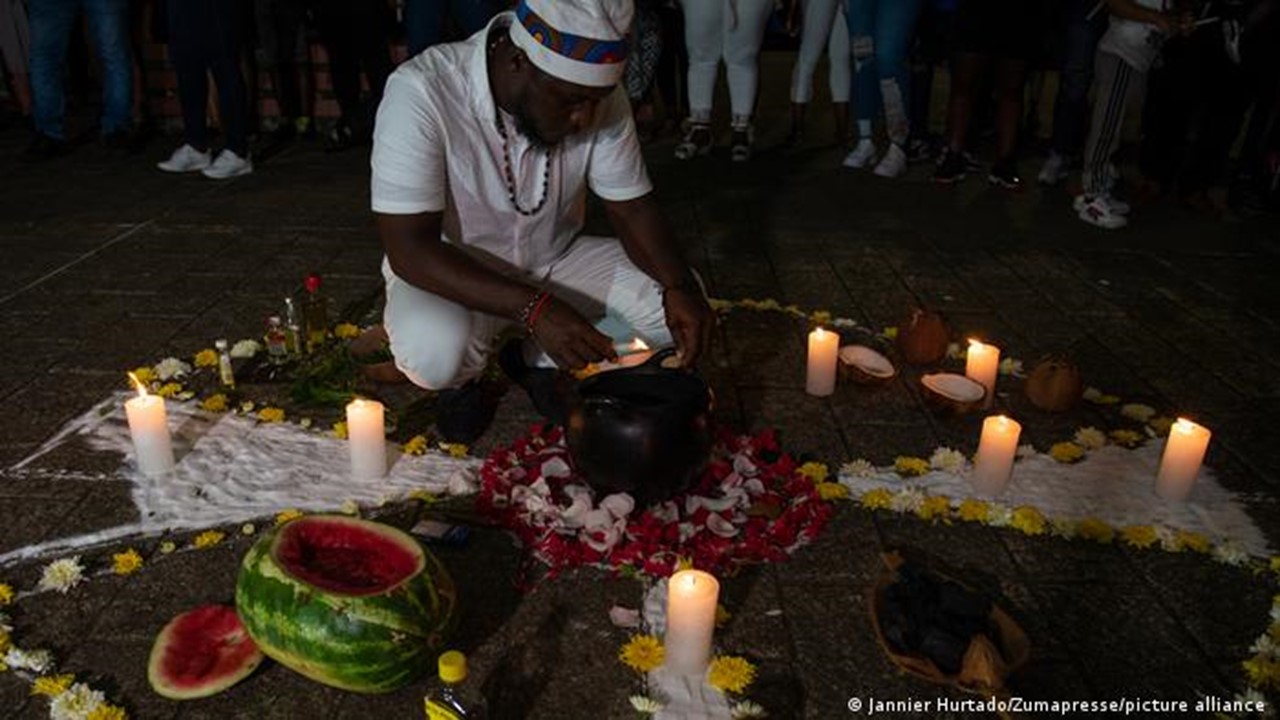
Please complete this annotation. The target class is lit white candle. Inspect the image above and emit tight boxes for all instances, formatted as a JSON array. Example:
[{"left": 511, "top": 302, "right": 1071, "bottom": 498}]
[
  {"left": 125, "top": 373, "right": 174, "bottom": 477},
  {"left": 965, "top": 339, "right": 1000, "bottom": 409},
  {"left": 806, "top": 327, "right": 839, "bottom": 397},
  {"left": 1155, "top": 418, "right": 1211, "bottom": 501},
  {"left": 616, "top": 338, "right": 653, "bottom": 368},
  {"left": 972, "top": 415, "right": 1022, "bottom": 495},
  {"left": 664, "top": 569, "right": 719, "bottom": 676},
  {"left": 346, "top": 398, "right": 387, "bottom": 479}
]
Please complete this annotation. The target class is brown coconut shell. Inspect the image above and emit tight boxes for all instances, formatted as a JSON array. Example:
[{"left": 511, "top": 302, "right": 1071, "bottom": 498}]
[
  {"left": 838, "top": 345, "right": 897, "bottom": 385},
  {"left": 897, "top": 308, "right": 950, "bottom": 366},
  {"left": 921, "top": 373, "right": 986, "bottom": 414},
  {"left": 1024, "top": 355, "right": 1083, "bottom": 412}
]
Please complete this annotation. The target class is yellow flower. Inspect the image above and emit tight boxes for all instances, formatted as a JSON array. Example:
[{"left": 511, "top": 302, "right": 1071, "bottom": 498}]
[
  {"left": 130, "top": 367, "right": 157, "bottom": 385},
  {"left": 796, "top": 462, "right": 829, "bottom": 484},
  {"left": 193, "top": 349, "right": 218, "bottom": 368},
  {"left": 893, "top": 456, "right": 929, "bottom": 477},
  {"left": 0, "top": 630, "right": 10, "bottom": 654},
  {"left": 111, "top": 549, "right": 143, "bottom": 576},
  {"left": 1011, "top": 506, "right": 1047, "bottom": 536},
  {"left": 440, "top": 442, "right": 469, "bottom": 459},
  {"left": 1242, "top": 656, "right": 1280, "bottom": 690},
  {"left": 715, "top": 604, "right": 732, "bottom": 627},
  {"left": 860, "top": 488, "right": 893, "bottom": 510},
  {"left": 0, "top": 583, "right": 13, "bottom": 606},
  {"left": 193, "top": 530, "right": 225, "bottom": 549},
  {"left": 333, "top": 323, "right": 361, "bottom": 340},
  {"left": 956, "top": 499, "right": 991, "bottom": 523},
  {"left": 1073, "top": 427, "right": 1107, "bottom": 450},
  {"left": 332, "top": 421, "right": 348, "bottom": 440},
  {"left": 275, "top": 509, "right": 304, "bottom": 525},
  {"left": 257, "top": 407, "right": 285, "bottom": 423},
  {"left": 707, "top": 655, "right": 757, "bottom": 694},
  {"left": 407, "top": 489, "right": 439, "bottom": 503},
  {"left": 1175, "top": 531, "right": 1211, "bottom": 554},
  {"left": 1108, "top": 429, "right": 1143, "bottom": 448},
  {"left": 87, "top": 705, "right": 129, "bottom": 720},
  {"left": 158, "top": 541, "right": 177, "bottom": 554},
  {"left": 156, "top": 383, "right": 183, "bottom": 398},
  {"left": 1148, "top": 416, "right": 1175, "bottom": 437},
  {"left": 618, "top": 635, "right": 665, "bottom": 674},
  {"left": 1049, "top": 442, "right": 1086, "bottom": 464},
  {"left": 1271, "top": 556, "right": 1280, "bottom": 578},
  {"left": 1077, "top": 518, "right": 1114, "bottom": 544},
  {"left": 1121, "top": 403, "right": 1157, "bottom": 423},
  {"left": 708, "top": 298, "right": 733, "bottom": 312},
  {"left": 1083, "top": 387, "right": 1119, "bottom": 405},
  {"left": 402, "top": 435, "right": 429, "bottom": 456},
  {"left": 916, "top": 496, "right": 952, "bottom": 523},
  {"left": 882, "top": 326, "right": 898, "bottom": 340},
  {"left": 30, "top": 673, "right": 75, "bottom": 697},
  {"left": 199, "top": 394, "right": 228, "bottom": 413},
  {"left": 809, "top": 311, "right": 832, "bottom": 327},
  {"left": 816, "top": 482, "right": 849, "bottom": 501},
  {"left": 1121, "top": 525, "right": 1159, "bottom": 549}
]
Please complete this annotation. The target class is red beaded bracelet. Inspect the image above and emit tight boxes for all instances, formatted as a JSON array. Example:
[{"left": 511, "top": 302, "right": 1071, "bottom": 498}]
[{"left": 522, "top": 291, "right": 552, "bottom": 334}]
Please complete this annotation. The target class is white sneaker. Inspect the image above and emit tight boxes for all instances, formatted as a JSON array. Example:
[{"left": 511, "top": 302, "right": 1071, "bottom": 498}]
[
  {"left": 1076, "top": 195, "right": 1129, "bottom": 229},
  {"left": 842, "top": 139, "right": 878, "bottom": 169},
  {"left": 201, "top": 149, "right": 253, "bottom": 179},
  {"left": 157, "top": 144, "right": 211, "bottom": 173},
  {"left": 873, "top": 143, "right": 907, "bottom": 178},
  {"left": 1073, "top": 194, "right": 1130, "bottom": 215},
  {"left": 1038, "top": 152, "right": 1069, "bottom": 185}
]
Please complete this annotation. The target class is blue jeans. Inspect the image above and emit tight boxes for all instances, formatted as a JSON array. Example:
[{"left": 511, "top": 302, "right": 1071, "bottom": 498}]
[
  {"left": 28, "top": 0, "right": 132, "bottom": 140},
  {"left": 403, "top": 0, "right": 497, "bottom": 57},
  {"left": 1050, "top": 0, "right": 1105, "bottom": 157},
  {"left": 846, "top": 0, "right": 923, "bottom": 144}
]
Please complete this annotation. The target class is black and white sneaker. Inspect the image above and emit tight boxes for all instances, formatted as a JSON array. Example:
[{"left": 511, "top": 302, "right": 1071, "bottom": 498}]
[
  {"left": 933, "top": 148, "right": 967, "bottom": 184},
  {"left": 987, "top": 159, "right": 1023, "bottom": 191}
]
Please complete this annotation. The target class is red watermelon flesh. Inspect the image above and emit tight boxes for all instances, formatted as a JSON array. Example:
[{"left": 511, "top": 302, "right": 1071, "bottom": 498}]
[
  {"left": 275, "top": 518, "right": 420, "bottom": 595},
  {"left": 148, "top": 604, "right": 264, "bottom": 700}
]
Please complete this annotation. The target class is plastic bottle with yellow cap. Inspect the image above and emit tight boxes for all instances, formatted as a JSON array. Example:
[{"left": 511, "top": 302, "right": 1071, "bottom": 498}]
[{"left": 424, "top": 650, "right": 483, "bottom": 719}]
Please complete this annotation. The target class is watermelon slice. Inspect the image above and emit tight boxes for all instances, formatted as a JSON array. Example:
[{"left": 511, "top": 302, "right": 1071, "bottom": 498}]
[{"left": 148, "top": 604, "right": 264, "bottom": 699}]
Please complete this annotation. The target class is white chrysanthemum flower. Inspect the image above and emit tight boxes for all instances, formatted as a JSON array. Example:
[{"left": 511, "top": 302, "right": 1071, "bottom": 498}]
[
  {"left": 1250, "top": 633, "right": 1280, "bottom": 659},
  {"left": 945, "top": 342, "right": 965, "bottom": 360},
  {"left": 629, "top": 695, "right": 664, "bottom": 714},
  {"left": 340, "top": 500, "right": 360, "bottom": 516},
  {"left": 1121, "top": 403, "right": 1157, "bottom": 423},
  {"left": 988, "top": 506, "right": 1014, "bottom": 527},
  {"left": 840, "top": 459, "right": 877, "bottom": 478},
  {"left": 49, "top": 682, "right": 105, "bottom": 720},
  {"left": 929, "top": 447, "right": 967, "bottom": 475},
  {"left": 229, "top": 339, "right": 261, "bottom": 359},
  {"left": 4, "top": 647, "right": 55, "bottom": 673},
  {"left": 299, "top": 418, "right": 313, "bottom": 429},
  {"left": 153, "top": 357, "right": 192, "bottom": 381},
  {"left": 998, "top": 358, "right": 1024, "bottom": 377},
  {"left": 1152, "top": 525, "right": 1178, "bottom": 552},
  {"left": 732, "top": 700, "right": 769, "bottom": 719},
  {"left": 1234, "top": 688, "right": 1273, "bottom": 718},
  {"left": 889, "top": 489, "right": 925, "bottom": 514},
  {"left": 39, "top": 556, "right": 85, "bottom": 594},
  {"left": 1073, "top": 427, "right": 1107, "bottom": 450},
  {"left": 1212, "top": 541, "right": 1249, "bottom": 567},
  {"left": 1016, "top": 444, "right": 1037, "bottom": 459}
]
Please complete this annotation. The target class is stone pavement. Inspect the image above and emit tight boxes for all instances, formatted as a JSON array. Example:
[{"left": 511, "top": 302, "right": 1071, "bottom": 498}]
[{"left": 2, "top": 67, "right": 1279, "bottom": 718}]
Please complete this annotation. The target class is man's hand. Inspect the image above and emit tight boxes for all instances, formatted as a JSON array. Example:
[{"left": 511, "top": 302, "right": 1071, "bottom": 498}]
[
  {"left": 532, "top": 296, "right": 618, "bottom": 370},
  {"left": 663, "top": 286, "right": 715, "bottom": 368}
]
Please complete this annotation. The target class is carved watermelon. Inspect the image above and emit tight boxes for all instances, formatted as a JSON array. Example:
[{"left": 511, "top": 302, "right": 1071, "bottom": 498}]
[
  {"left": 234, "top": 515, "right": 456, "bottom": 693},
  {"left": 148, "top": 604, "right": 264, "bottom": 699}
]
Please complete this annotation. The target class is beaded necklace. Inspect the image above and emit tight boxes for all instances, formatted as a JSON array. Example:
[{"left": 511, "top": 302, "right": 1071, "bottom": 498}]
[{"left": 490, "top": 33, "right": 552, "bottom": 216}]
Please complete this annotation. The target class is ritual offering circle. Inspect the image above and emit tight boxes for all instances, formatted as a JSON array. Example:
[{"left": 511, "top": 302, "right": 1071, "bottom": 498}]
[
  {"left": 234, "top": 515, "right": 456, "bottom": 693},
  {"left": 148, "top": 604, "right": 265, "bottom": 700}
]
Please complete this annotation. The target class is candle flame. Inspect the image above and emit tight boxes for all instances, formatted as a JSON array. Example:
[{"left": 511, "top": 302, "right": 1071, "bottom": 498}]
[
  {"left": 1174, "top": 417, "right": 1196, "bottom": 434},
  {"left": 127, "top": 372, "right": 148, "bottom": 398},
  {"left": 968, "top": 338, "right": 985, "bottom": 349},
  {"left": 815, "top": 327, "right": 827, "bottom": 339},
  {"left": 631, "top": 338, "right": 650, "bottom": 352}
]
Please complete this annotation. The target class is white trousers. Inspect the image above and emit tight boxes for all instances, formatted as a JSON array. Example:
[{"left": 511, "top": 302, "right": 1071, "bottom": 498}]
[
  {"left": 680, "top": 0, "right": 775, "bottom": 123},
  {"left": 383, "top": 236, "right": 673, "bottom": 390},
  {"left": 789, "top": 0, "right": 850, "bottom": 104}
]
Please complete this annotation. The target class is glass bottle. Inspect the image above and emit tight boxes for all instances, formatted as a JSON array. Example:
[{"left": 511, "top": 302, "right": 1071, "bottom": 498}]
[
  {"left": 302, "top": 273, "right": 329, "bottom": 352},
  {"left": 283, "top": 297, "right": 303, "bottom": 355},
  {"left": 265, "top": 316, "right": 288, "bottom": 362},
  {"left": 215, "top": 339, "right": 235, "bottom": 389},
  {"left": 424, "top": 651, "right": 483, "bottom": 719}
]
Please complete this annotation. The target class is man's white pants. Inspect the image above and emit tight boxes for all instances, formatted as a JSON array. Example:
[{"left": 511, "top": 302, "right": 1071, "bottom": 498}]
[{"left": 383, "top": 236, "right": 674, "bottom": 390}]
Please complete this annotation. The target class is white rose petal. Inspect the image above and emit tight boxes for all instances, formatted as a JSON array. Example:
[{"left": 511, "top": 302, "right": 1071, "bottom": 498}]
[
  {"left": 732, "top": 454, "right": 759, "bottom": 478},
  {"left": 558, "top": 494, "right": 593, "bottom": 529},
  {"left": 650, "top": 501, "right": 679, "bottom": 524},
  {"left": 707, "top": 513, "right": 739, "bottom": 538},
  {"left": 609, "top": 605, "right": 642, "bottom": 628},
  {"left": 540, "top": 457, "right": 572, "bottom": 479},
  {"left": 600, "top": 493, "right": 635, "bottom": 520}
]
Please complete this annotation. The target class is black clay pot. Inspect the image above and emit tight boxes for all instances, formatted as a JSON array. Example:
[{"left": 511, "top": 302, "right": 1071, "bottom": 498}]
[{"left": 566, "top": 349, "right": 713, "bottom": 506}]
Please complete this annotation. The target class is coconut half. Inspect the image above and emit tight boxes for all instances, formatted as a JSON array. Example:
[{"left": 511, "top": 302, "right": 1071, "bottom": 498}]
[
  {"left": 839, "top": 345, "right": 897, "bottom": 384},
  {"left": 921, "top": 373, "right": 986, "bottom": 413}
]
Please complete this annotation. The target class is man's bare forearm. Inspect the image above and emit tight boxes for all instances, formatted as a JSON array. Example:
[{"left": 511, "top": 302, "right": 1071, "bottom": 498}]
[{"left": 603, "top": 194, "right": 698, "bottom": 291}]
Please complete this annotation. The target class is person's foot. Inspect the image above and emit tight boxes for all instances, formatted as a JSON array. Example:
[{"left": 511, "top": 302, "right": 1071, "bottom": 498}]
[
  {"left": 434, "top": 379, "right": 503, "bottom": 444},
  {"left": 842, "top": 138, "right": 877, "bottom": 169},
  {"left": 1076, "top": 194, "right": 1129, "bottom": 229},
  {"left": 987, "top": 158, "right": 1023, "bottom": 191},
  {"left": 674, "top": 122, "right": 712, "bottom": 160},
  {"left": 1038, "top": 151, "right": 1069, "bottom": 185},
  {"left": 157, "top": 143, "right": 211, "bottom": 172},
  {"left": 932, "top": 148, "right": 967, "bottom": 184},
  {"left": 905, "top": 137, "right": 934, "bottom": 164},
  {"left": 498, "top": 339, "right": 572, "bottom": 426},
  {"left": 22, "top": 134, "right": 65, "bottom": 161},
  {"left": 1073, "top": 194, "right": 1130, "bottom": 215},
  {"left": 730, "top": 126, "right": 752, "bottom": 162},
  {"left": 201, "top": 149, "right": 253, "bottom": 179},
  {"left": 873, "top": 143, "right": 907, "bottom": 178}
]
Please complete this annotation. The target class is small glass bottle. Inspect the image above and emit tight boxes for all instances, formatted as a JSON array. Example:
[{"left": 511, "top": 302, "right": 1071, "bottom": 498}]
[
  {"left": 283, "top": 297, "right": 303, "bottom": 355},
  {"left": 424, "top": 651, "right": 482, "bottom": 719},
  {"left": 265, "top": 316, "right": 288, "bottom": 362},
  {"left": 215, "top": 339, "right": 235, "bottom": 389},
  {"left": 302, "top": 273, "right": 329, "bottom": 352}
]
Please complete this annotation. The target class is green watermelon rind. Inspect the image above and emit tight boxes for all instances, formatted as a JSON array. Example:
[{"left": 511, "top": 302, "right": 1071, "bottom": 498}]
[
  {"left": 234, "top": 515, "right": 456, "bottom": 694},
  {"left": 147, "top": 605, "right": 265, "bottom": 701}
]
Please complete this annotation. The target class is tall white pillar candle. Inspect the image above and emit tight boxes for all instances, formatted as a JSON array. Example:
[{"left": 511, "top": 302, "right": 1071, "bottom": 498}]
[
  {"left": 664, "top": 569, "right": 720, "bottom": 676},
  {"left": 806, "top": 327, "right": 839, "bottom": 397},
  {"left": 125, "top": 374, "right": 175, "bottom": 477},
  {"left": 965, "top": 339, "right": 1001, "bottom": 409},
  {"left": 972, "top": 415, "right": 1022, "bottom": 495},
  {"left": 1155, "top": 418, "right": 1211, "bottom": 501},
  {"left": 346, "top": 398, "right": 387, "bottom": 479}
]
